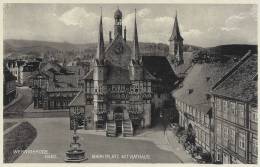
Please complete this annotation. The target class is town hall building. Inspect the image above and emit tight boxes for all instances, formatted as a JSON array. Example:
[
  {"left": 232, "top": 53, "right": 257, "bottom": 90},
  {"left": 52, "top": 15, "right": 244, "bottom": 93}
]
[{"left": 69, "top": 9, "right": 178, "bottom": 136}]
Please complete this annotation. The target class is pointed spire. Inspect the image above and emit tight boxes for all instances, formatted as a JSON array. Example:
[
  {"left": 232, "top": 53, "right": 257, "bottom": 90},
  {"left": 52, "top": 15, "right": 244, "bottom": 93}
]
[
  {"left": 169, "top": 10, "right": 183, "bottom": 41},
  {"left": 132, "top": 9, "right": 140, "bottom": 61},
  {"left": 96, "top": 7, "right": 105, "bottom": 61}
]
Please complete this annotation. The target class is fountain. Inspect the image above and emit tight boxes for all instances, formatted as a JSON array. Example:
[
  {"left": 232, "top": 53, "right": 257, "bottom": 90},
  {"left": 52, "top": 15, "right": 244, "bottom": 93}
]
[{"left": 64, "top": 116, "right": 87, "bottom": 162}]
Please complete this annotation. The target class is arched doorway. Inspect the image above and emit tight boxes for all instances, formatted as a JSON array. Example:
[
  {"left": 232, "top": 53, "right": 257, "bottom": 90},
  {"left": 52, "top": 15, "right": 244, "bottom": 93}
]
[{"left": 114, "top": 107, "right": 123, "bottom": 134}]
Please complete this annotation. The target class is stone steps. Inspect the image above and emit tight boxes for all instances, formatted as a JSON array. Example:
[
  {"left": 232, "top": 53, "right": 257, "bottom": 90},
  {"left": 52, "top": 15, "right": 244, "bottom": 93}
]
[
  {"left": 106, "top": 121, "right": 116, "bottom": 137},
  {"left": 122, "top": 120, "right": 133, "bottom": 137}
]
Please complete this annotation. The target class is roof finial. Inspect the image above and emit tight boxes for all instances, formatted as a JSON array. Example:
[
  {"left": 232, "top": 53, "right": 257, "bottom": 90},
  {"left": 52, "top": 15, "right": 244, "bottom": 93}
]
[
  {"left": 135, "top": 8, "right": 137, "bottom": 18},
  {"left": 176, "top": 10, "right": 177, "bottom": 18},
  {"left": 100, "top": 7, "right": 102, "bottom": 17}
]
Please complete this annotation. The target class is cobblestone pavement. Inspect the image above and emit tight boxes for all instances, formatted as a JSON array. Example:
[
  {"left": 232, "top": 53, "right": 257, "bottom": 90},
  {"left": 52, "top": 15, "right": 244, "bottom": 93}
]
[{"left": 11, "top": 118, "right": 183, "bottom": 163}]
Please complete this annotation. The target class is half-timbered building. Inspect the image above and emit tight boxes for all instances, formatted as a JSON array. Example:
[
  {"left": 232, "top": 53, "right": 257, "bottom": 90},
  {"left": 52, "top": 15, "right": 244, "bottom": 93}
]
[
  {"left": 69, "top": 9, "right": 177, "bottom": 136},
  {"left": 211, "top": 51, "right": 257, "bottom": 164}
]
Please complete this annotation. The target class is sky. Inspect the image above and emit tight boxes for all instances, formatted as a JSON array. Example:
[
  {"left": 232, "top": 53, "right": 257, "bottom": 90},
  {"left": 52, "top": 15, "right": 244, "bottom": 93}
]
[{"left": 4, "top": 3, "right": 257, "bottom": 47}]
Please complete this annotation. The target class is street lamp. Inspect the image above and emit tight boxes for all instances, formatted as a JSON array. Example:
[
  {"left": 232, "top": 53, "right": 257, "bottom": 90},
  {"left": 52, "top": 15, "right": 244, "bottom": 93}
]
[{"left": 64, "top": 112, "right": 87, "bottom": 162}]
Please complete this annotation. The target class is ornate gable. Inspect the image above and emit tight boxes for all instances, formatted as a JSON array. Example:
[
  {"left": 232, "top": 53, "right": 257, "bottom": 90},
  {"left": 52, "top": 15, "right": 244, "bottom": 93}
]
[{"left": 104, "top": 35, "right": 132, "bottom": 69}]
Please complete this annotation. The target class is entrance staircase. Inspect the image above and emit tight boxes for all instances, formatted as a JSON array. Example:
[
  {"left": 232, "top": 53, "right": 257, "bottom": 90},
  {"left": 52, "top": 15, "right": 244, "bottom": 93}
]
[
  {"left": 122, "top": 119, "right": 134, "bottom": 137},
  {"left": 106, "top": 121, "right": 116, "bottom": 137}
]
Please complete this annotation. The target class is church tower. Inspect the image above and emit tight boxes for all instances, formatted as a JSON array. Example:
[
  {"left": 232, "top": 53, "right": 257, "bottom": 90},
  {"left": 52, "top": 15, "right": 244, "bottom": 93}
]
[
  {"left": 93, "top": 10, "right": 106, "bottom": 128},
  {"left": 169, "top": 11, "right": 184, "bottom": 65},
  {"left": 114, "top": 8, "right": 123, "bottom": 38}
]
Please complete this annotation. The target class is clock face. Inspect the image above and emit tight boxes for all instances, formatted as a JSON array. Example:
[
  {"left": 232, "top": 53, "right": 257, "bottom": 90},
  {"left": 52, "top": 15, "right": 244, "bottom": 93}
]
[{"left": 114, "top": 43, "right": 123, "bottom": 54}]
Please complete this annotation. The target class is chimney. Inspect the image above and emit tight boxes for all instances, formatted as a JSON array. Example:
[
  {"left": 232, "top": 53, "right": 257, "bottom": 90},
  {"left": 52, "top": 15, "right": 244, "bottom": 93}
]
[
  {"left": 109, "top": 31, "right": 112, "bottom": 43},
  {"left": 124, "top": 26, "right": 126, "bottom": 42}
]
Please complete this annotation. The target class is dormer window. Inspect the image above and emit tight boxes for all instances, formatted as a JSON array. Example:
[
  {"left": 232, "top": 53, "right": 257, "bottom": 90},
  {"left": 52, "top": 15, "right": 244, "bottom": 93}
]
[{"left": 186, "top": 89, "right": 193, "bottom": 94}]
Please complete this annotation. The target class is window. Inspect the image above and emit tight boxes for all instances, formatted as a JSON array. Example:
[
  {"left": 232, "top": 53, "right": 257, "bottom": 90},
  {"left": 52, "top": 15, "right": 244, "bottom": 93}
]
[
  {"left": 195, "top": 110, "right": 198, "bottom": 121},
  {"left": 230, "top": 102, "right": 236, "bottom": 122},
  {"left": 197, "top": 129, "right": 200, "bottom": 143},
  {"left": 216, "top": 98, "right": 222, "bottom": 116},
  {"left": 223, "top": 126, "right": 229, "bottom": 146},
  {"left": 56, "top": 101, "right": 60, "bottom": 107},
  {"left": 229, "top": 128, "right": 236, "bottom": 145},
  {"left": 223, "top": 100, "right": 228, "bottom": 119},
  {"left": 216, "top": 122, "right": 221, "bottom": 136},
  {"left": 201, "top": 130, "right": 205, "bottom": 143},
  {"left": 50, "top": 101, "right": 54, "bottom": 108},
  {"left": 237, "top": 103, "right": 245, "bottom": 125},
  {"left": 216, "top": 150, "right": 221, "bottom": 161},
  {"left": 205, "top": 115, "right": 209, "bottom": 126},
  {"left": 195, "top": 128, "right": 198, "bottom": 138},
  {"left": 205, "top": 133, "right": 210, "bottom": 146},
  {"left": 238, "top": 133, "right": 246, "bottom": 150},
  {"left": 193, "top": 108, "right": 196, "bottom": 117},
  {"left": 76, "top": 107, "right": 80, "bottom": 113},
  {"left": 252, "top": 138, "right": 257, "bottom": 155},
  {"left": 199, "top": 112, "right": 202, "bottom": 123},
  {"left": 223, "top": 126, "right": 228, "bottom": 138},
  {"left": 251, "top": 112, "right": 257, "bottom": 123},
  {"left": 216, "top": 122, "right": 221, "bottom": 144},
  {"left": 186, "top": 105, "right": 190, "bottom": 114},
  {"left": 201, "top": 113, "right": 204, "bottom": 124}
]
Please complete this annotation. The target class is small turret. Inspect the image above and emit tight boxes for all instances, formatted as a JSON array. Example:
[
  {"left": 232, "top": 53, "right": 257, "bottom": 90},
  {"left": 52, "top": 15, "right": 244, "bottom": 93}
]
[{"left": 114, "top": 8, "right": 123, "bottom": 38}]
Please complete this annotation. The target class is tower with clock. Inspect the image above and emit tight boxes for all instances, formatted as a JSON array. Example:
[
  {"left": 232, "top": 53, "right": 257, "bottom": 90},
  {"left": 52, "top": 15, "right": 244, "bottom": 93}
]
[{"left": 69, "top": 8, "right": 176, "bottom": 136}]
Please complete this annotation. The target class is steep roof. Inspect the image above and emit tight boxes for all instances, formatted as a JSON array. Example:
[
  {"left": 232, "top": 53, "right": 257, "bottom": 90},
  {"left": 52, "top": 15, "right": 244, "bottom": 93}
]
[
  {"left": 114, "top": 8, "right": 122, "bottom": 19},
  {"left": 169, "top": 13, "right": 183, "bottom": 41},
  {"left": 96, "top": 12, "right": 105, "bottom": 61},
  {"left": 173, "top": 60, "right": 234, "bottom": 113},
  {"left": 69, "top": 90, "right": 85, "bottom": 106},
  {"left": 212, "top": 52, "right": 257, "bottom": 103},
  {"left": 46, "top": 73, "right": 81, "bottom": 92},
  {"left": 143, "top": 56, "right": 178, "bottom": 88},
  {"left": 104, "top": 35, "right": 132, "bottom": 69}
]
